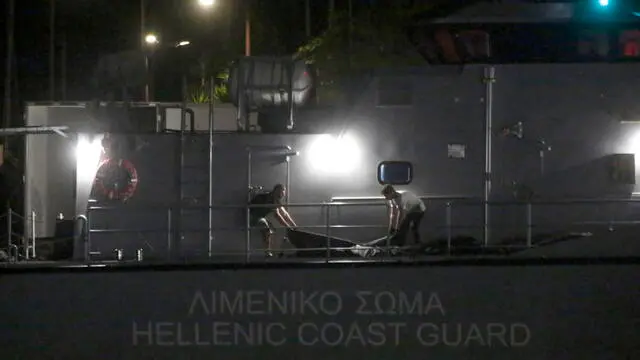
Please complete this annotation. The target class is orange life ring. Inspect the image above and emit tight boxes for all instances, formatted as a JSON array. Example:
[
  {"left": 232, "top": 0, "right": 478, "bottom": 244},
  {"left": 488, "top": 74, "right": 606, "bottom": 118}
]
[{"left": 94, "top": 159, "right": 139, "bottom": 201}]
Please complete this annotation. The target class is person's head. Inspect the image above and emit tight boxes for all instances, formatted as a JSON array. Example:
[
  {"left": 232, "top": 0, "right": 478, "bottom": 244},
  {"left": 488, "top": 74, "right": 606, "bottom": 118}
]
[
  {"left": 381, "top": 185, "right": 397, "bottom": 200},
  {"left": 272, "top": 184, "right": 286, "bottom": 200}
]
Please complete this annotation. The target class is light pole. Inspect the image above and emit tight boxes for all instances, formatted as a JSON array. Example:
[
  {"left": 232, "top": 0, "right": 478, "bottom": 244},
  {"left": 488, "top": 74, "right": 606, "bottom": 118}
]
[
  {"left": 196, "top": 0, "right": 250, "bottom": 56},
  {"left": 3, "top": 0, "right": 15, "bottom": 148},
  {"left": 50, "top": 0, "right": 56, "bottom": 101},
  {"left": 143, "top": 33, "right": 158, "bottom": 101},
  {"left": 143, "top": 35, "right": 190, "bottom": 101}
]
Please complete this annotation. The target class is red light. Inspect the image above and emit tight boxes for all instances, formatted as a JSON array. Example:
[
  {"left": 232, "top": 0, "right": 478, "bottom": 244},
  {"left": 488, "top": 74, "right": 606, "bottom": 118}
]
[
  {"left": 620, "top": 30, "right": 640, "bottom": 57},
  {"left": 624, "top": 42, "right": 640, "bottom": 56}
]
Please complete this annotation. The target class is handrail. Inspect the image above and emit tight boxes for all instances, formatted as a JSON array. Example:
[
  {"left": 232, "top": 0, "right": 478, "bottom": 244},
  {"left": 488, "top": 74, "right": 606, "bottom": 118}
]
[
  {"left": 330, "top": 195, "right": 475, "bottom": 202},
  {"left": 24, "top": 197, "right": 640, "bottom": 264},
  {"left": 87, "top": 196, "right": 640, "bottom": 212},
  {"left": 87, "top": 202, "right": 392, "bottom": 211}
]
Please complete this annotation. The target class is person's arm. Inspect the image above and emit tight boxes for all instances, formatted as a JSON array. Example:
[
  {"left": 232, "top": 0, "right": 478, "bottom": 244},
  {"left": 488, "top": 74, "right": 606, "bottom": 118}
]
[
  {"left": 276, "top": 207, "right": 297, "bottom": 228},
  {"left": 273, "top": 209, "right": 289, "bottom": 228},
  {"left": 394, "top": 207, "right": 404, "bottom": 230},
  {"left": 388, "top": 202, "right": 399, "bottom": 233}
]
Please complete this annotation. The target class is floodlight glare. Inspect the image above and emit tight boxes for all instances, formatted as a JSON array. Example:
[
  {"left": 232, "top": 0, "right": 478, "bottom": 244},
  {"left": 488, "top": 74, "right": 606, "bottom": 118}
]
[
  {"left": 307, "top": 134, "right": 361, "bottom": 175},
  {"left": 76, "top": 135, "right": 104, "bottom": 182},
  {"left": 145, "top": 34, "right": 158, "bottom": 45},
  {"left": 198, "top": 0, "right": 216, "bottom": 7}
]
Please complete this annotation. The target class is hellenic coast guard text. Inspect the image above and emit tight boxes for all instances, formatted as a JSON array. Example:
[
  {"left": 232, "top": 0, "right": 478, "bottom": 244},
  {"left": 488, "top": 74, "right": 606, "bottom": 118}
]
[{"left": 132, "top": 290, "right": 531, "bottom": 348}]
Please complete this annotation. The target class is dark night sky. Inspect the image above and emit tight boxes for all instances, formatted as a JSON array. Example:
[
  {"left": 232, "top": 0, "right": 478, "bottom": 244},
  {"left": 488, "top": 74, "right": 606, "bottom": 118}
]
[{"left": 1, "top": 0, "right": 332, "bottom": 103}]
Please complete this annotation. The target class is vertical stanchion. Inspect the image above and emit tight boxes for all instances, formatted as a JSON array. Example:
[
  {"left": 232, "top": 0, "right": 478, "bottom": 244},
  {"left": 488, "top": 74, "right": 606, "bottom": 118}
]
[
  {"left": 208, "top": 75, "right": 215, "bottom": 259},
  {"left": 246, "top": 204, "right": 251, "bottom": 262},
  {"left": 446, "top": 202, "right": 452, "bottom": 255},
  {"left": 85, "top": 211, "right": 91, "bottom": 262},
  {"left": 30, "top": 210, "right": 36, "bottom": 259},
  {"left": 526, "top": 203, "right": 532, "bottom": 247},
  {"left": 246, "top": 150, "right": 252, "bottom": 262},
  {"left": 483, "top": 66, "right": 495, "bottom": 246},
  {"left": 6, "top": 208, "right": 12, "bottom": 255},
  {"left": 166, "top": 207, "right": 172, "bottom": 259},
  {"left": 325, "top": 204, "right": 331, "bottom": 262}
]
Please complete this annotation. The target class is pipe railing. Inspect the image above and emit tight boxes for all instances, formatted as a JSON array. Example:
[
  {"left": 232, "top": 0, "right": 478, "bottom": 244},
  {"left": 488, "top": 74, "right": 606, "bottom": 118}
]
[
  {"left": 79, "top": 197, "right": 640, "bottom": 262},
  {"left": 0, "top": 208, "right": 37, "bottom": 262}
]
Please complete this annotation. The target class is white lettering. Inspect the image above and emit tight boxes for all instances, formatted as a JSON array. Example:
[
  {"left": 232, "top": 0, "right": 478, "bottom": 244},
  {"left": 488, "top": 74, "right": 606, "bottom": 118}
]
[
  {"left": 416, "top": 323, "right": 532, "bottom": 347},
  {"left": 486, "top": 323, "right": 507, "bottom": 346},
  {"left": 194, "top": 291, "right": 346, "bottom": 315},
  {"left": 374, "top": 291, "right": 397, "bottom": 315},
  {"left": 356, "top": 291, "right": 373, "bottom": 315},
  {"left": 320, "top": 323, "right": 343, "bottom": 346},
  {"left": 246, "top": 291, "right": 265, "bottom": 315},
  {"left": 511, "top": 323, "right": 531, "bottom": 347},
  {"left": 319, "top": 292, "right": 343, "bottom": 315},
  {"left": 416, "top": 323, "right": 440, "bottom": 346},
  {"left": 133, "top": 322, "right": 290, "bottom": 346},
  {"left": 266, "top": 323, "right": 287, "bottom": 346},
  {"left": 300, "top": 292, "right": 319, "bottom": 314},
  {"left": 296, "top": 322, "right": 408, "bottom": 346},
  {"left": 388, "top": 323, "right": 406, "bottom": 346},
  {"left": 356, "top": 291, "right": 444, "bottom": 315},
  {"left": 194, "top": 323, "right": 210, "bottom": 346},
  {"left": 425, "top": 293, "right": 446, "bottom": 316},
  {"left": 464, "top": 324, "right": 485, "bottom": 346},
  {"left": 298, "top": 323, "right": 318, "bottom": 346},
  {"left": 176, "top": 322, "right": 191, "bottom": 346},
  {"left": 213, "top": 322, "right": 232, "bottom": 345},
  {"left": 219, "top": 292, "right": 243, "bottom": 315},
  {"left": 132, "top": 321, "right": 153, "bottom": 346},
  {"left": 156, "top": 322, "right": 175, "bottom": 346},
  {"left": 187, "top": 291, "right": 210, "bottom": 316}
]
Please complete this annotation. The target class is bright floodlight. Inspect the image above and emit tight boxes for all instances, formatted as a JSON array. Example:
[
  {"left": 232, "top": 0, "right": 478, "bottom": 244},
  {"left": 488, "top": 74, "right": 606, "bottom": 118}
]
[
  {"left": 598, "top": 0, "right": 609, "bottom": 6},
  {"left": 198, "top": 0, "right": 216, "bottom": 7},
  {"left": 76, "top": 135, "right": 104, "bottom": 183},
  {"left": 307, "top": 134, "right": 361, "bottom": 175},
  {"left": 177, "top": 40, "right": 191, "bottom": 47},
  {"left": 145, "top": 33, "right": 158, "bottom": 45}
]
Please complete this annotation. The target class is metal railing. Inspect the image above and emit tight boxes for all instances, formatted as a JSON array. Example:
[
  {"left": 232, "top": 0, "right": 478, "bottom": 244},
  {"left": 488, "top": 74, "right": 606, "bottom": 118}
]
[
  {"left": 79, "top": 196, "right": 640, "bottom": 263},
  {"left": 0, "top": 209, "right": 37, "bottom": 262}
]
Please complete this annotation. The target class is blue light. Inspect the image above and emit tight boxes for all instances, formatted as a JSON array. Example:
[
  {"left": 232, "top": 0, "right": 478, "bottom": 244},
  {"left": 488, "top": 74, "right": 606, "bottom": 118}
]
[{"left": 599, "top": 0, "right": 609, "bottom": 6}]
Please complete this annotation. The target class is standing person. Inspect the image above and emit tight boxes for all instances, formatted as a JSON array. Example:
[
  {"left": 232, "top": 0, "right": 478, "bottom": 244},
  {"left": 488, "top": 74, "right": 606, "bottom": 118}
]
[
  {"left": 381, "top": 185, "right": 426, "bottom": 246},
  {"left": 249, "top": 184, "right": 297, "bottom": 257}
]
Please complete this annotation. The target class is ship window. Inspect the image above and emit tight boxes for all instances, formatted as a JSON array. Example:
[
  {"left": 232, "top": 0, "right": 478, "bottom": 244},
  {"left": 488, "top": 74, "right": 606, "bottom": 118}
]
[{"left": 378, "top": 161, "right": 413, "bottom": 185}]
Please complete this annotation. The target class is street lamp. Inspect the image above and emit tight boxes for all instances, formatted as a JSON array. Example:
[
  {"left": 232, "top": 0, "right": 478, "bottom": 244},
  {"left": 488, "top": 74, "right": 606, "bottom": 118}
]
[
  {"left": 143, "top": 33, "right": 158, "bottom": 102},
  {"left": 145, "top": 33, "right": 158, "bottom": 45},
  {"left": 198, "top": 0, "right": 216, "bottom": 7},
  {"left": 196, "top": 0, "right": 249, "bottom": 55}
]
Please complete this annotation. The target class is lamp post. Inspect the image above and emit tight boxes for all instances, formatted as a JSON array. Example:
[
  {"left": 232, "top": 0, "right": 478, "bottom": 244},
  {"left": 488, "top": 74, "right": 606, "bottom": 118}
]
[
  {"left": 50, "top": 0, "right": 56, "bottom": 101},
  {"left": 142, "top": 35, "right": 190, "bottom": 101},
  {"left": 197, "top": 0, "right": 250, "bottom": 56},
  {"left": 3, "top": 0, "right": 15, "bottom": 148},
  {"left": 143, "top": 33, "right": 158, "bottom": 101}
]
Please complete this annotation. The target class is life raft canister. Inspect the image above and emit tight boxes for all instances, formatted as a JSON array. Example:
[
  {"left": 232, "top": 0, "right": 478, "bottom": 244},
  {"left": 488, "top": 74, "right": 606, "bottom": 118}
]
[{"left": 93, "top": 158, "right": 139, "bottom": 202}]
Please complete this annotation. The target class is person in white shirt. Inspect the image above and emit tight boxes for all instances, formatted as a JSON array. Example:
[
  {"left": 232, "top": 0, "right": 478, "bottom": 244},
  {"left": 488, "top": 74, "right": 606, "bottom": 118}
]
[{"left": 381, "top": 185, "right": 426, "bottom": 246}]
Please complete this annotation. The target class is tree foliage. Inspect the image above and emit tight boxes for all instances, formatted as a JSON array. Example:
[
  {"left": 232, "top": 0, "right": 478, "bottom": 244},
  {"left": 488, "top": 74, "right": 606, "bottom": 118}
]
[
  {"left": 187, "top": 2, "right": 287, "bottom": 103},
  {"left": 188, "top": 68, "right": 230, "bottom": 104},
  {"left": 295, "top": 3, "right": 429, "bottom": 103}
]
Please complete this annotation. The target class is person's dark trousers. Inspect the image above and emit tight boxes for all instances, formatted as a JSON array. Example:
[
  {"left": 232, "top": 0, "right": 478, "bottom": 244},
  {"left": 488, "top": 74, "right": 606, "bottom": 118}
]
[{"left": 394, "top": 211, "right": 424, "bottom": 246}]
